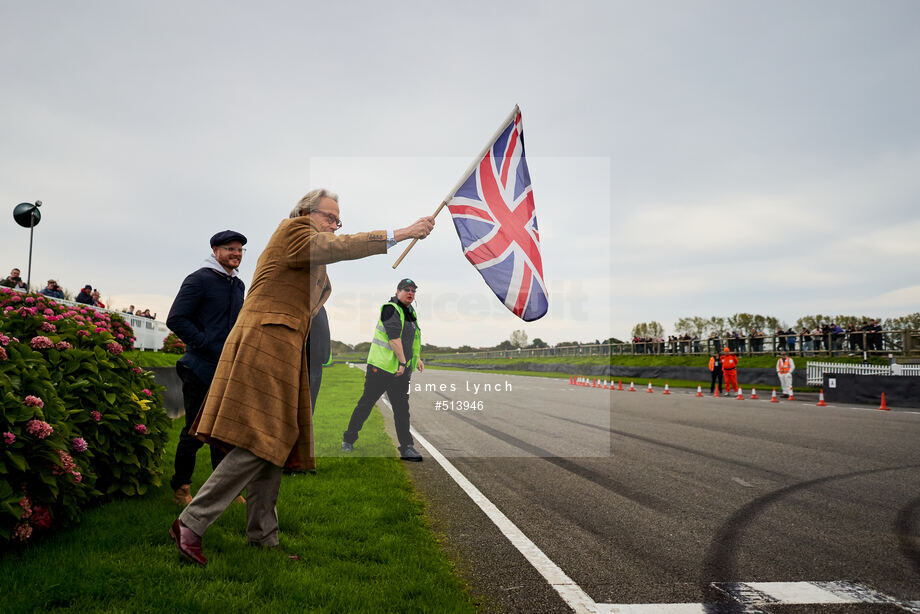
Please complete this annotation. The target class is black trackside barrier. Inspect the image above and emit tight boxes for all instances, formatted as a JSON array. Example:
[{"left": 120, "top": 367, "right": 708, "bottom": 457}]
[{"left": 822, "top": 374, "right": 920, "bottom": 409}]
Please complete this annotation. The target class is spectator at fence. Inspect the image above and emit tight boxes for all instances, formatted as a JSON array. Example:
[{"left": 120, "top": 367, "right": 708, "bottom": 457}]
[
  {"left": 801, "top": 328, "right": 813, "bottom": 355},
  {"left": 75, "top": 284, "right": 94, "bottom": 304},
  {"left": 91, "top": 289, "right": 105, "bottom": 308},
  {"left": 126, "top": 305, "right": 135, "bottom": 315},
  {"left": 40, "top": 279, "right": 64, "bottom": 299},
  {"left": 0, "top": 268, "right": 28, "bottom": 291}
]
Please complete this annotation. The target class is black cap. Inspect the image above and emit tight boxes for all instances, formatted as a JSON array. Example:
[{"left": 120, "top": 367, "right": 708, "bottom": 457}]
[
  {"left": 83, "top": 284, "right": 92, "bottom": 291},
  {"left": 397, "top": 278, "right": 418, "bottom": 290},
  {"left": 210, "top": 230, "right": 248, "bottom": 247}
]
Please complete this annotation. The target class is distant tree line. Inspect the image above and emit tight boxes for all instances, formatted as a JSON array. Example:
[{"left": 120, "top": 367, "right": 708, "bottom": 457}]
[{"left": 631, "top": 312, "right": 920, "bottom": 339}]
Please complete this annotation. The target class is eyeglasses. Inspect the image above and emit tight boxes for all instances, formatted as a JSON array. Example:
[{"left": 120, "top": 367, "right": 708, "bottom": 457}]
[
  {"left": 219, "top": 246, "right": 246, "bottom": 254},
  {"left": 312, "top": 210, "right": 343, "bottom": 229}
]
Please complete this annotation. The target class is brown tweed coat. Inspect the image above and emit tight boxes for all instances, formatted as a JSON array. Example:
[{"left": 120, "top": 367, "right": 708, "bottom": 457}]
[{"left": 193, "top": 215, "right": 387, "bottom": 470}]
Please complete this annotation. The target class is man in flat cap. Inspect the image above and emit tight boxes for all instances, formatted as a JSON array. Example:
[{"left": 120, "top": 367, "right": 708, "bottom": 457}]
[
  {"left": 342, "top": 277, "right": 424, "bottom": 462},
  {"left": 166, "top": 230, "right": 248, "bottom": 505},
  {"left": 169, "top": 190, "right": 433, "bottom": 565}
]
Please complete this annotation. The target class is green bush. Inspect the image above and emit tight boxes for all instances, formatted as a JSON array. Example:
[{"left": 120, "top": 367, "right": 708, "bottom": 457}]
[
  {"left": 160, "top": 331, "right": 186, "bottom": 354},
  {"left": 0, "top": 289, "right": 169, "bottom": 545}
]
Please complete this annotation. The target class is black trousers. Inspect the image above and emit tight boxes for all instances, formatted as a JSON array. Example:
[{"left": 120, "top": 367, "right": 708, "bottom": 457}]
[
  {"left": 170, "top": 362, "right": 227, "bottom": 491},
  {"left": 343, "top": 366, "right": 413, "bottom": 450},
  {"left": 306, "top": 306, "right": 330, "bottom": 412},
  {"left": 710, "top": 369, "right": 723, "bottom": 393}
]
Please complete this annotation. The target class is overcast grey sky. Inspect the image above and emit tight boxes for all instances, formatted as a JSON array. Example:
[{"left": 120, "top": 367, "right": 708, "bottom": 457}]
[{"left": 2, "top": 1, "right": 918, "bottom": 347}]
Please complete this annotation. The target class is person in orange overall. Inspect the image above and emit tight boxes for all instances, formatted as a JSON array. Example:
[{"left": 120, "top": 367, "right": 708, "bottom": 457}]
[{"left": 721, "top": 347, "right": 739, "bottom": 395}]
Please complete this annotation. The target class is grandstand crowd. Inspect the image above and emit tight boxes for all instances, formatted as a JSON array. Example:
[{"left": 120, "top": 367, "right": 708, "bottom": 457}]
[
  {"left": 1, "top": 267, "right": 157, "bottom": 318},
  {"left": 631, "top": 320, "right": 889, "bottom": 355}
]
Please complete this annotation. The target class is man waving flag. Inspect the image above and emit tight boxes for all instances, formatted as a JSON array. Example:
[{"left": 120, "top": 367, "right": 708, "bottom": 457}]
[{"left": 447, "top": 106, "right": 547, "bottom": 321}]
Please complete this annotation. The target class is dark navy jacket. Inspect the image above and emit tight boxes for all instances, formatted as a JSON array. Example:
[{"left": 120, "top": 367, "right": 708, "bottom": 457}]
[{"left": 166, "top": 265, "right": 245, "bottom": 384}]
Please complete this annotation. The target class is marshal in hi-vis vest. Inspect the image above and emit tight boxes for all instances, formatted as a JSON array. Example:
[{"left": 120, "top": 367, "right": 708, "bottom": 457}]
[{"left": 366, "top": 301, "right": 422, "bottom": 374}]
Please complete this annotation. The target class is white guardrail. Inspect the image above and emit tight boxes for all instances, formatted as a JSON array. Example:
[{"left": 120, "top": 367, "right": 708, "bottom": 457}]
[
  {"left": 806, "top": 361, "right": 920, "bottom": 386},
  {"left": 29, "top": 295, "right": 170, "bottom": 351}
]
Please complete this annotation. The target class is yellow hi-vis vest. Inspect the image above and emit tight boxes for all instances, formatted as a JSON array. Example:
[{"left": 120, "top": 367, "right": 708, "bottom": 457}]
[{"left": 366, "top": 301, "right": 422, "bottom": 374}]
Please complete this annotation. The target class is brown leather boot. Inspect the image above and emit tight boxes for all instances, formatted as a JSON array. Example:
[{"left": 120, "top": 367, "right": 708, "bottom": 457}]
[{"left": 173, "top": 484, "right": 192, "bottom": 505}]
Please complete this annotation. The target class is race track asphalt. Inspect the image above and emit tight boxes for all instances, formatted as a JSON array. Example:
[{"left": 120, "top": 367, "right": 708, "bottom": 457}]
[{"left": 369, "top": 367, "right": 920, "bottom": 613}]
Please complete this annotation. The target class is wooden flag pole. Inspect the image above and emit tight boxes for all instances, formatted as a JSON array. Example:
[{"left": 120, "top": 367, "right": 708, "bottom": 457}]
[{"left": 392, "top": 104, "right": 521, "bottom": 269}]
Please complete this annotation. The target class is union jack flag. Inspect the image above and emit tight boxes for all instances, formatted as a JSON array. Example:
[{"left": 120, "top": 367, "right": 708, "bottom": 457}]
[{"left": 446, "top": 106, "right": 547, "bottom": 321}]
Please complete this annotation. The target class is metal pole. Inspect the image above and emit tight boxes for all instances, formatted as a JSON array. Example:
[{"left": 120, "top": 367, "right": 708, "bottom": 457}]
[{"left": 27, "top": 215, "right": 35, "bottom": 292}]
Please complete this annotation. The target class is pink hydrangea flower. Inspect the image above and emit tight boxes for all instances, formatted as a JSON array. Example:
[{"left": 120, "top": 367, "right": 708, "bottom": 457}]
[
  {"left": 39, "top": 322, "right": 56, "bottom": 333},
  {"left": 134, "top": 424, "right": 147, "bottom": 434},
  {"left": 30, "top": 336, "right": 53, "bottom": 350},
  {"left": 31, "top": 506, "right": 52, "bottom": 530},
  {"left": 12, "top": 523, "right": 32, "bottom": 541},
  {"left": 55, "top": 341, "right": 73, "bottom": 351},
  {"left": 90, "top": 410, "right": 102, "bottom": 422},
  {"left": 132, "top": 367, "right": 143, "bottom": 374},
  {"left": 141, "top": 389, "right": 152, "bottom": 396},
  {"left": 43, "top": 308, "right": 54, "bottom": 316},
  {"left": 24, "top": 395, "right": 44, "bottom": 408},
  {"left": 105, "top": 342, "right": 123, "bottom": 355},
  {"left": 26, "top": 420, "right": 53, "bottom": 439},
  {"left": 19, "top": 497, "right": 32, "bottom": 519},
  {"left": 72, "top": 472, "right": 83, "bottom": 483},
  {"left": 3, "top": 432, "right": 15, "bottom": 444},
  {"left": 0, "top": 347, "right": 7, "bottom": 361},
  {"left": 3, "top": 306, "right": 12, "bottom": 313},
  {"left": 72, "top": 437, "right": 88, "bottom": 453},
  {"left": 116, "top": 333, "right": 124, "bottom": 339},
  {"left": 77, "top": 330, "right": 90, "bottom": 337},
  {"left": 0, "top": 334, "right": 10, "bottom": 346},
  {"left": 10, "top": 294, "right": 21, "bottom": 302},
  {"left": 94, "top": 327, "right": 106, "bottom": 333},
  {"left": 57, "top": 450, "right": 76, "bottom": 472},
  {"left": 24, "top": 296, "right": 35, "bottom": 304}
]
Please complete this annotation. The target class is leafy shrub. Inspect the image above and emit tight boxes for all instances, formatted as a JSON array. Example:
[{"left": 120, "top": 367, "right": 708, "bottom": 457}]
[
  {"left": 161, "top": 332, "right": 186, "bottom": 354},
  {"left": 0, "top": 289, "right": 169, "bottom": 545}
]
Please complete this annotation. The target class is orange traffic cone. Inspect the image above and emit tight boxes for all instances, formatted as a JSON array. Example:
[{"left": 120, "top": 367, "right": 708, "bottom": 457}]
[
  {"left": 646, "top": 382, "right": 654, "bottom": 393},
  {"left": 878, "top": 393, "right": 890, "bottom": 411},
  {"left": 569, "top": 375, "right": 574, "bottom": 385},
  {"left": 695, "top": 385, "right": 703, "bottom": 397},
  {"left": 617, "top": 380, "right": 624, "bottom": 391},
  {"left": 628, "top": 381, "right": 636, "bottom": 392},
  {"left": 736, "top": 387, "right": 744, "bottom": 400},
  {"left": 816, "top": 390, "right": 827, "bottom": 406},
  {"left": 770, "top": 388, "right": 779, "bottom": 403},
  {"left": 713, "top": 384, "right": 720, "bottom": 398},
  {"left": 750, "top": 387, "right": 758, "bottom": 400},
  {"left": 663, "top": 383, "right": 671, "bottom": 395},
  {"left": 788, "top": 390, "right": 796, "bottom": 401}
]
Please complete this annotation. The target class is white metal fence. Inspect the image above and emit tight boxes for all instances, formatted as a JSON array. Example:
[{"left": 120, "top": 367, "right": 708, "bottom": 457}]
[
  {"left": 806, "top": 361, "right": 920, "bottom": 386},
  {"left": 10, "top": 293, "right": 170, "bottom": 351}
]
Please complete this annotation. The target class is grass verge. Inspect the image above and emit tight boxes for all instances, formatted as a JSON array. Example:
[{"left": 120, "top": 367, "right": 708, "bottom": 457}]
[
  {"left": 0, "top": 364, "right": 475, "bottom": 614},
  {"left": 123, "top": 350, "right": 182, "bottom": 368}
]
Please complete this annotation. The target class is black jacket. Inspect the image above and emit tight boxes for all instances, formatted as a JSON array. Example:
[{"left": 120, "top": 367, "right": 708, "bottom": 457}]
[
  {"left": 75, "top": 290, "right": 93, "bottom": 304},
  {"left": 166, "top": 266, "right": 245, "bottom": 384}
]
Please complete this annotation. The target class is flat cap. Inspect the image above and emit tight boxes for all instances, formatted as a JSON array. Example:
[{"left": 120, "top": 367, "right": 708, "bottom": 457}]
[{"left": 210, "top": 230, "right": 247, "bottom": 247}]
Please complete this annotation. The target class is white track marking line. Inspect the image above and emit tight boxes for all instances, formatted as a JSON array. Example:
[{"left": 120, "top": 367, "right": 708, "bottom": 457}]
[
  {"left": 366, "top": 365, "right": 597, "bottom": 613},
  {"left": 597, "top": 605, "right": 763, "bottom": 613},
  {"left": 732, "top": 477, "right": 754, "bottom": 488}
]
